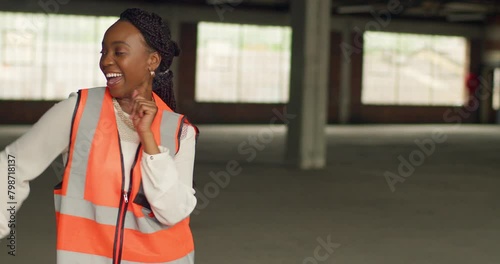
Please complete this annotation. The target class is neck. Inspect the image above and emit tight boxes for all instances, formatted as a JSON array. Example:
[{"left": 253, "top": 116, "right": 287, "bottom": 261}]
[
  {"left": 115, "top": 97, "right": 134, "bottom": 115},
  {"left": 115, "top": 90, "right": 154, "bottom": 115}
]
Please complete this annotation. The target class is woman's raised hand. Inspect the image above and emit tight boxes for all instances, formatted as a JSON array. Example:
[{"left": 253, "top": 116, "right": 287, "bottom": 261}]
[{"left": 130, "top": 89, "right": 158, "bottom": 136}]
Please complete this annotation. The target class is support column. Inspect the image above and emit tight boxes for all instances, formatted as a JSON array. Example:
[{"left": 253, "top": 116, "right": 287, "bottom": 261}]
[
  {"left": 285, "top": 0, "right": 331, "bottom": 169},
  {"left": 481, "top": 16, "right": 500, "bottom": 123},
  {"left": 479, "top": 67, "right": 493, "bottom": 123},
  {"left": 339, "top": 25, "right": 352, "bottom": 124}
]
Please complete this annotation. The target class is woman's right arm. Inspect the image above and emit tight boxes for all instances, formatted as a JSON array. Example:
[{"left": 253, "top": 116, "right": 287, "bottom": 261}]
[{"left": 0, "top": 93, "right": 77, "bottom": 239}]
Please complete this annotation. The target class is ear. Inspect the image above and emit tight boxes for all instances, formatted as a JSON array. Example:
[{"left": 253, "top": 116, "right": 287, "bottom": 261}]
[{"left": 148, "top": 51, "right": 161, "bottom": 71}]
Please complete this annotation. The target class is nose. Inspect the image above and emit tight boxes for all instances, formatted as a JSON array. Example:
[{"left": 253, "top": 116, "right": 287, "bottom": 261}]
[{"left": 100, "top": 52, "right": 114, "bottom": 69}]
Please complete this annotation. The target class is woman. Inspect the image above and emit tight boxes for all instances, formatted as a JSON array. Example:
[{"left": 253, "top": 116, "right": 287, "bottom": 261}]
[{"left": 0, "top": 8, "right": 198, "bottom": 264}]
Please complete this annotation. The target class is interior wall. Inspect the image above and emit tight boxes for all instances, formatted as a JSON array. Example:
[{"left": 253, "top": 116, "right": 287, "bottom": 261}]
[
  {"left": 176, "top": 22, "right": 287, "bottom": 124},
  {"left": 484, "top": 16, "right": 500, "bottom": 123},
  {"left": 484, "top": 16, "right": 500, "bottom": 68},
  {"left": 353, "top": 36, "right": 481, "bottom": 124}
]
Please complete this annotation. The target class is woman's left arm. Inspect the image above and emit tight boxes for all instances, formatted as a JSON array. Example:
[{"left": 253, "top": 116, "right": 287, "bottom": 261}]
[{"left": 139, "top": 125, "right": 197, "bottom": 226}]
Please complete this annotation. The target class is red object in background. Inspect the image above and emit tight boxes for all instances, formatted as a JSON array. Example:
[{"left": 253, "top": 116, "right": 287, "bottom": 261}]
[{"left": 466, "top": 72, "right": 480, "bottom": 96}]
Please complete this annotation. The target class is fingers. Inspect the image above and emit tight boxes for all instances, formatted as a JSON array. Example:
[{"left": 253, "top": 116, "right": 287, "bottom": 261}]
[
  {"left": 130, "top": 90, "right": 144, "bottom": 119},
  {"left": 131, "top": 94, "right": 157, "bottom": 119},
  {"left": 136, "top": 102, "right": 156, "bottom": 118},
  {"left": 135, "top": 98, "right": 153, "bottom": 117}
]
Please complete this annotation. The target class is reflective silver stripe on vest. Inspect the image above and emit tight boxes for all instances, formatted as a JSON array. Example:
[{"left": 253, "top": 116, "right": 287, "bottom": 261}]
[
  {"left": 55, "top": 194, "right": 170, "bottom": 234},
  {"left": 66, "top": 87, "right": 106, "bottom": 199},
  {"left": 133, "top": 110, "right": 183, "bottom": 204},
  {"left": 160, "top": 110, "right": 183, "bottom": 157},
  {"left": 57, "top": 250, "right": 194, "bottom": 264}
]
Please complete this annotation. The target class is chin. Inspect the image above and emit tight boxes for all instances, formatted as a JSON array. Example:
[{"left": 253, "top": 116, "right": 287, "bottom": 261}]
[{"left": 107, "top": 88, "right": 126, "bottom": 99}]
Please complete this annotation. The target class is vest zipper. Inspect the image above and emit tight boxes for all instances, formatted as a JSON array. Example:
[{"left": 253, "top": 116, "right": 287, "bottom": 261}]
[{"left": 113, "top": 142, "right": 142, "bottom": 264}]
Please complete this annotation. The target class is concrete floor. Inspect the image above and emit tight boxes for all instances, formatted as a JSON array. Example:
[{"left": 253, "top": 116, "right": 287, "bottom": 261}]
[{"left": 0, "top": 124, "right": 499, "bottom": 263}]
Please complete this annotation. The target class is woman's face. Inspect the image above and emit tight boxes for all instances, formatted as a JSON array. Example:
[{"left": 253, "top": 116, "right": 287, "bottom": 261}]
[{"left": 99, "top": 20, "right": 159, "bottom": 99}]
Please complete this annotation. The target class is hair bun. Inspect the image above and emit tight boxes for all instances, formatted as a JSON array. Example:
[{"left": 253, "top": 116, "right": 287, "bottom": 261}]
[{"left": 172, "top": 41, "right": 181, "bottom": 57}]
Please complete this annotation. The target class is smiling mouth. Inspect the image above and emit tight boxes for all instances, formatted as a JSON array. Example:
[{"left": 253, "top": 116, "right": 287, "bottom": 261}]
[{"left": 105, "top": 73, "right": 123, "bottom": 87}]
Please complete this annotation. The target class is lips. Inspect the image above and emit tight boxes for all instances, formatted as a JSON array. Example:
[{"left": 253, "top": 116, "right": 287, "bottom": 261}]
[
  {"left": 105, "top": 72, "right": 123, "bottom": 87},
  {"left": 107, "top": 76, "right": 123, "bottom": 87}
]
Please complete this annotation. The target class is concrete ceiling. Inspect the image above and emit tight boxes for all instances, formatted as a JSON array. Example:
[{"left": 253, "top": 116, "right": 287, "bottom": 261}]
[{"left": 155, "top": 0, "right": 498, "bottom": 24}]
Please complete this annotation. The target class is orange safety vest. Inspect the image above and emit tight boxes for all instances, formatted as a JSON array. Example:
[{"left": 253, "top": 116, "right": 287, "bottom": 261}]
[{"left": 54, "top": 87, "right": 196, "bottom": 263}]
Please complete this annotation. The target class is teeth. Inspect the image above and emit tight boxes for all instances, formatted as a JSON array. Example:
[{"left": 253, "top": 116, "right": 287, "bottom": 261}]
[{"left": 106, "top": 73, "right": 123, "bottom": 78}]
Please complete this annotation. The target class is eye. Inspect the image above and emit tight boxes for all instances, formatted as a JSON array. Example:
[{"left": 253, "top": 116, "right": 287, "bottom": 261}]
[
  {"left": 99, "top": 50, "right": 107, "bottom": 55},
  {"left": 115, "top": 51, "right": 125, "bottom": 56}
]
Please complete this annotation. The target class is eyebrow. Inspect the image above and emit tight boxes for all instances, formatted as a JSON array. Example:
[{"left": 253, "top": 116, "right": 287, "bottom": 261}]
[{"left": 101, "top": 41, "right": 131, "bottom": 47}]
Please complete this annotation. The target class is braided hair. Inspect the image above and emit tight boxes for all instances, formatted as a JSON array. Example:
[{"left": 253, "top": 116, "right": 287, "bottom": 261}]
[{"left": 119, "top": 8, "right": 180, "bottom": 111}]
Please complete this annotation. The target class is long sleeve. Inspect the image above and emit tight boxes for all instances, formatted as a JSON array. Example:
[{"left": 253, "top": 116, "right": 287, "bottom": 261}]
[
  {"left": 0, "top": 94, "right": 77, "bottom": 239},
  {"left": 140, "top": 125, "right": 197, "bottom": 226}
]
